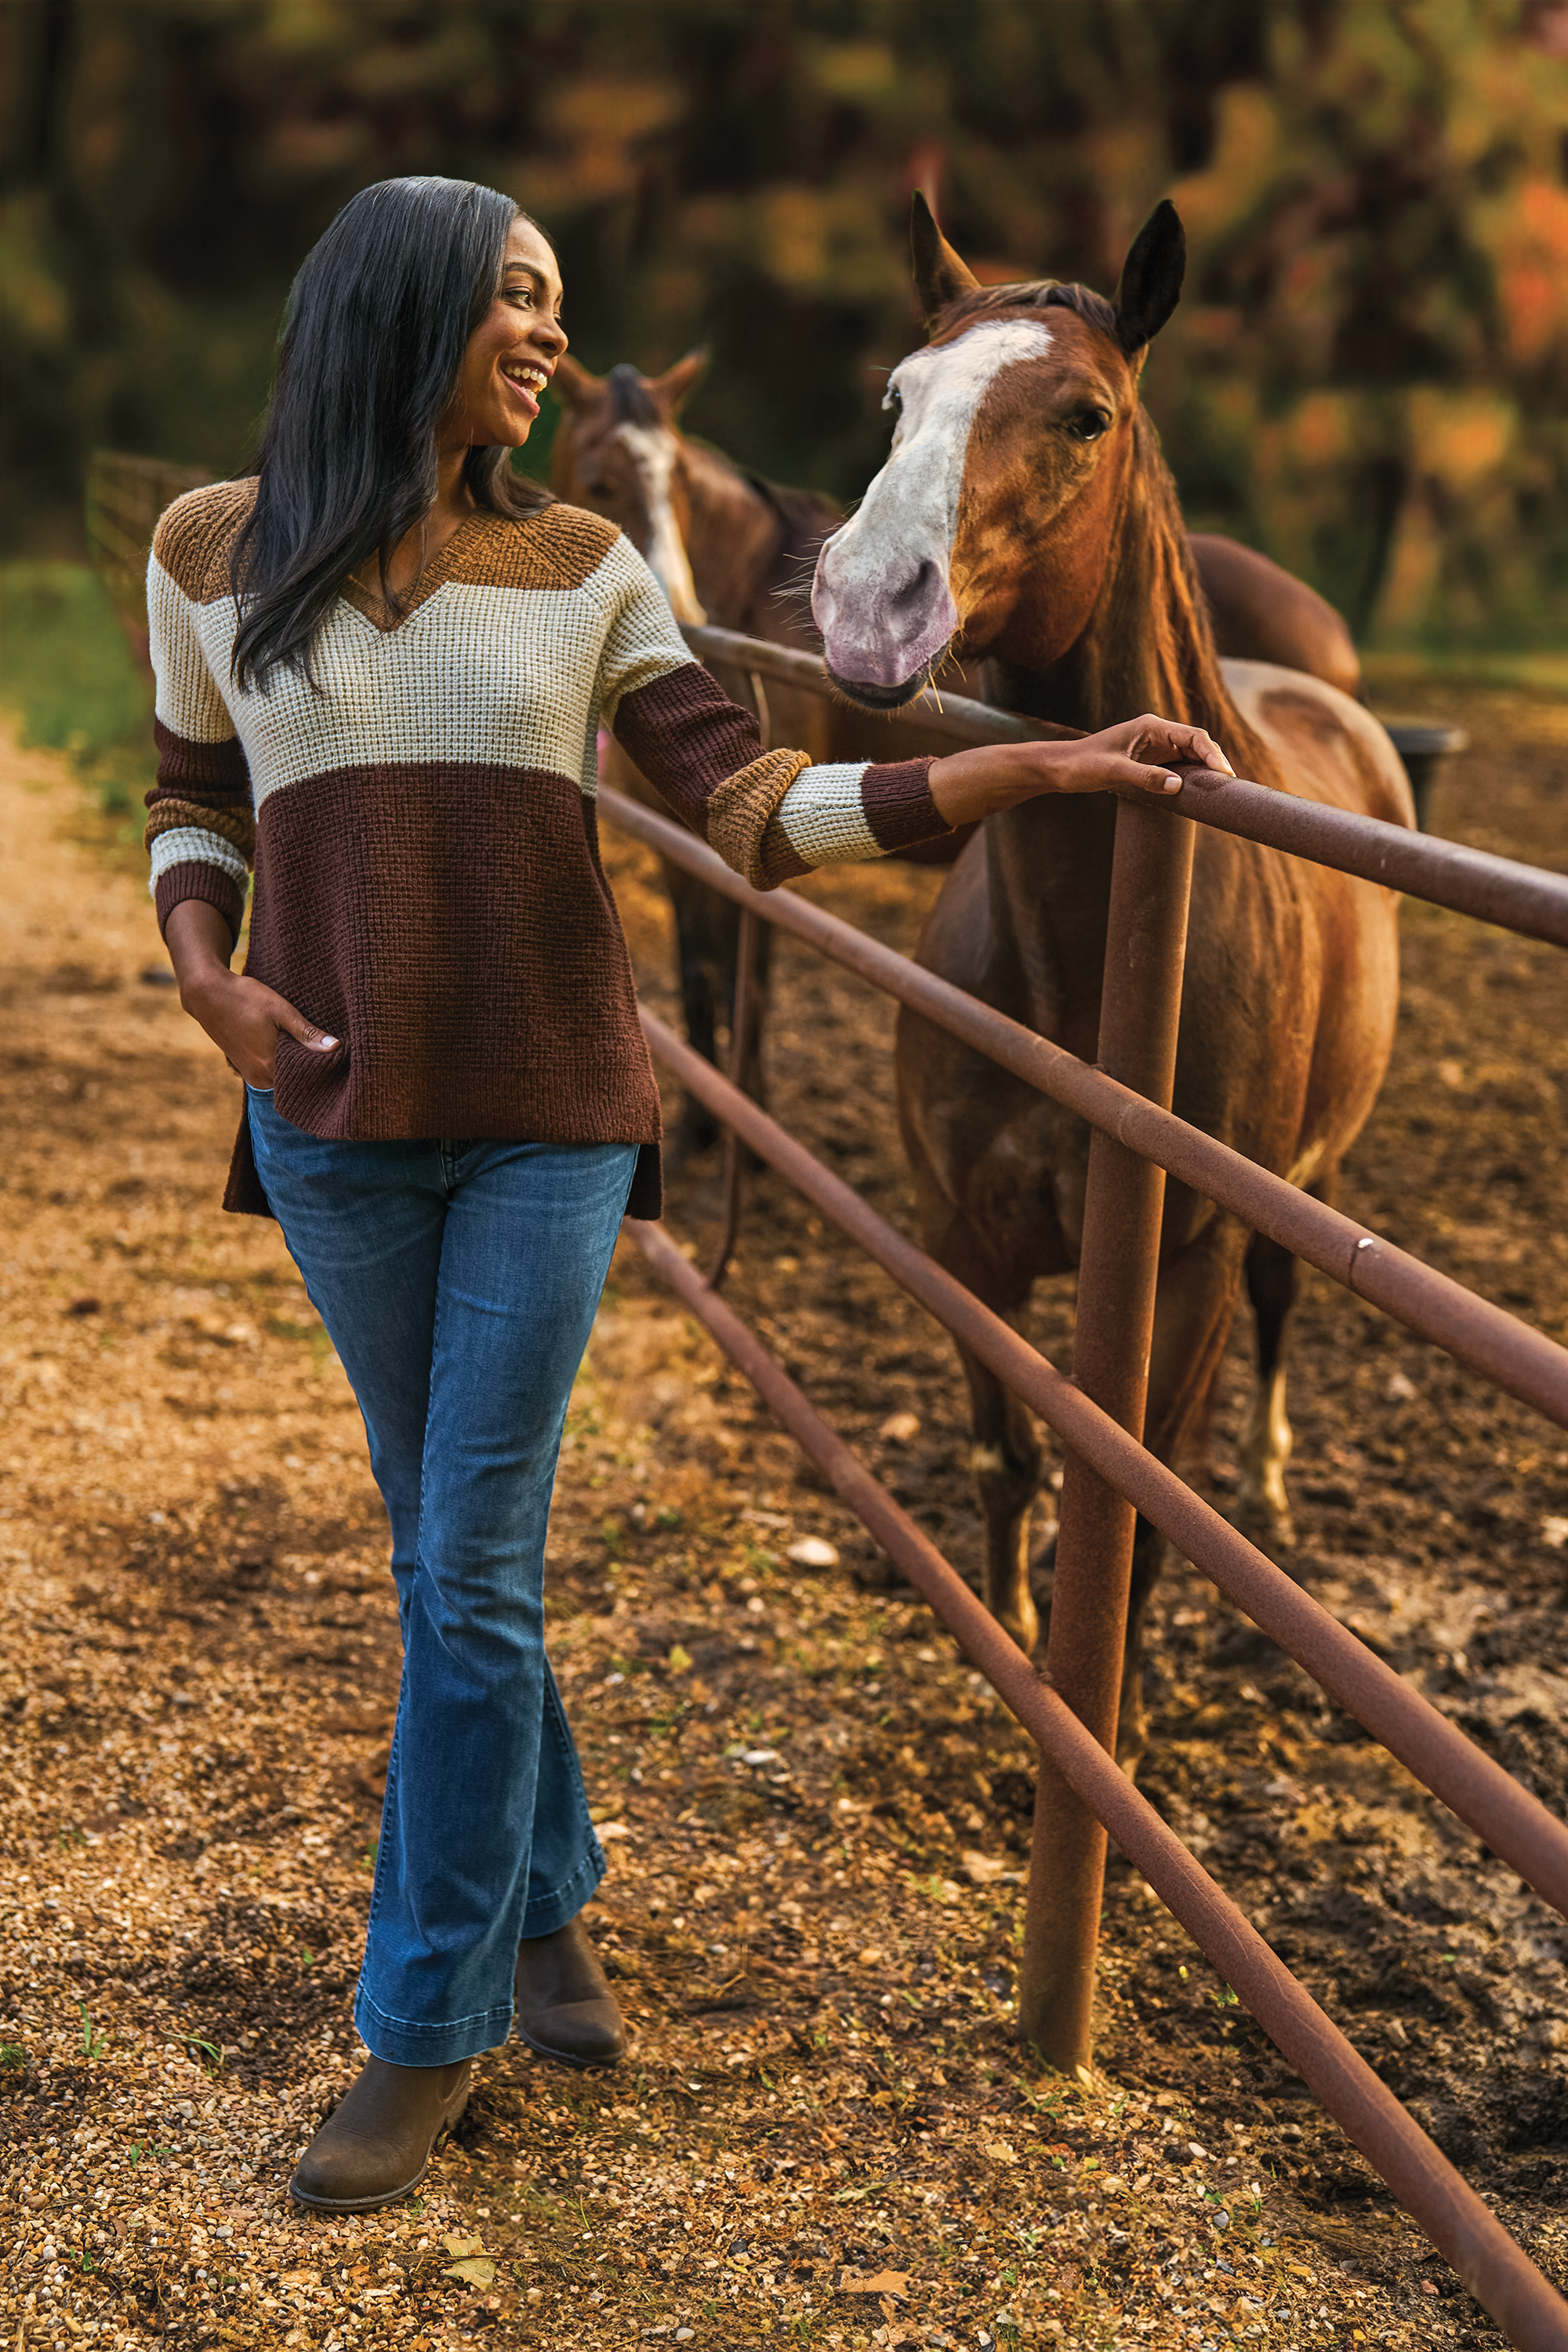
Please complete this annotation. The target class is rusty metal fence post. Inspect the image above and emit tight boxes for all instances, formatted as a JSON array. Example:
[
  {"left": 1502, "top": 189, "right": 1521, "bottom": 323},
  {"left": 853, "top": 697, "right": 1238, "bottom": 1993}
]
[{"left": 1020, "top": 793, "right": 1198, "bottom": 2071}]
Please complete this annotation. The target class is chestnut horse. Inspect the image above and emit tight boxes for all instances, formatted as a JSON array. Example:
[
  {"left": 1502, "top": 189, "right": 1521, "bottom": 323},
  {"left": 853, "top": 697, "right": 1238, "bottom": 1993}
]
[
  {"left": 812, "top": 198, "right": 1411, "bottom": 1763},
  {"left": 551, "top": 352, "right": 1362, "bottom": 1160}
]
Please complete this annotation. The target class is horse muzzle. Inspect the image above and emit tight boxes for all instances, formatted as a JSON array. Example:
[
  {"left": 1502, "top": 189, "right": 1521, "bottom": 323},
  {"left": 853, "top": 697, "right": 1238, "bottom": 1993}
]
[{"left": 811, "top": 539, "right": 960, "bottom": 705}]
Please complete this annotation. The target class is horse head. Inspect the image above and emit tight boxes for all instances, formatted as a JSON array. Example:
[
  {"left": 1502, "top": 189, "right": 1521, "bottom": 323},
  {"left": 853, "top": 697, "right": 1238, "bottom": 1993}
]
[
  {"left": 812, "top": 197, "right": 1186, "bottom": 706},
  {"left": 550, "top": 350, "right": 711, "bottom": 624}
]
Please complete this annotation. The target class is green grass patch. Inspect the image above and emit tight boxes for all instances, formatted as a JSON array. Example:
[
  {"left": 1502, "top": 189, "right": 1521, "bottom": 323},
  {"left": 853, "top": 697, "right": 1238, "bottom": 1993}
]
[{"left": 0, "top": 561, "right": 157, "bottom": 816}]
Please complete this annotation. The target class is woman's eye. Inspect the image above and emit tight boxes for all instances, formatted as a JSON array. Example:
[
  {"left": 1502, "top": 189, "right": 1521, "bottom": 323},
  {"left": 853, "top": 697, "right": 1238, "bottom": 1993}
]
[{"left": 1067, "top": 408, "right": 1111, "bottom": 442}]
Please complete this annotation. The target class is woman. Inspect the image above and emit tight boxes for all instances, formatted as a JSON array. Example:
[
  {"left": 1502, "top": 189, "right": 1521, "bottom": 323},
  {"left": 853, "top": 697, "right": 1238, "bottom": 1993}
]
[{"left": 146, "top": 175, "right": 1230, "bottom": 2213}]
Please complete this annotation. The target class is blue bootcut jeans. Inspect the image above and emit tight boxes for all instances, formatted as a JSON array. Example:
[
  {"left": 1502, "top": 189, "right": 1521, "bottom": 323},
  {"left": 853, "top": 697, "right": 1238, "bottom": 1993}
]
[{"left": 246, "top": 1091, "right": 638, "bottom": 2067}]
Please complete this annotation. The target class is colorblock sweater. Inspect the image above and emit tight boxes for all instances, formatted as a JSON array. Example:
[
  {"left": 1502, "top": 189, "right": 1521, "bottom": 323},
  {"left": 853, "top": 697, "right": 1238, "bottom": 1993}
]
[{"left": 144, "top": 481, "right": 949, "bottom": 1218}]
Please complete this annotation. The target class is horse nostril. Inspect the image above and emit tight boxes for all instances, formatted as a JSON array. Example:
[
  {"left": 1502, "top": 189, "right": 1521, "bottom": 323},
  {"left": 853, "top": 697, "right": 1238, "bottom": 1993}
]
[{"left": 889, "top": 559, "right": 939, "bottom": 615}]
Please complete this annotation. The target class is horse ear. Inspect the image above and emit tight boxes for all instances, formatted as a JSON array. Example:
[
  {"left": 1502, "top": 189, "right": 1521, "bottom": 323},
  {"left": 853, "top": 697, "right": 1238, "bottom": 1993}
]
[
  {"left": 550, "top": 354, "right": 603, "bottom": 410},
  {"left": 1112, "top": 199, "right": 1185, "bottom": 355},
  {"left": 652, "top": 347, "right": 708, "bottom": 416},
  {"left": 911, "top": 191, "right": 979, "bottom": 326}
]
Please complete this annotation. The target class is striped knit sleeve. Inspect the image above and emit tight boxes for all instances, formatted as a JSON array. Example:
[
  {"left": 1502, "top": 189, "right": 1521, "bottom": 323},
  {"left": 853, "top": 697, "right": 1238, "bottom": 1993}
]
[
  {"left": 143, "top": 504, "right": 254, "bottom": 948},
  {"left": 599, "top": 556, "right": 951, "bottom": 890}
]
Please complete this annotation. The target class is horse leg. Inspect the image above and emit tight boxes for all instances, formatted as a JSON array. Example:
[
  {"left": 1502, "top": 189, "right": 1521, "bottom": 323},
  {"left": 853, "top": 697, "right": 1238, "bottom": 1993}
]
[
  {"left": 1118, "top": 1224, "right": 1248, "bottom": 1770},
  {"left": 732, "top": 917, "right": 773, "bottom": 1112},
  {"left": 959, "top": 1323, "right": 1044, "bottom": 1655},
  {"left": 1234, "top": 1174, "right": 1331, "bottom": 1554},
  {"left": 665, "top": 862, "right": 723, "bottom": 1159}
]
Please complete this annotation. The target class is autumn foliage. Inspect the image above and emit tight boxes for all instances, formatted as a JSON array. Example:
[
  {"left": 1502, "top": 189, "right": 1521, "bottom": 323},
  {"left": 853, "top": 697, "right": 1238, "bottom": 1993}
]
[{"left": 4, "top": 0, "right": 1566, "bottom": 644}]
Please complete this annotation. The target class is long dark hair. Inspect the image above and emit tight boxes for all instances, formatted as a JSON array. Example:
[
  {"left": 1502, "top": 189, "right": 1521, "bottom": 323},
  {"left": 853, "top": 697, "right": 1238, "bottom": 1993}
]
[{"left": 230, "top": 176, "right": 554, "bottom": 692}]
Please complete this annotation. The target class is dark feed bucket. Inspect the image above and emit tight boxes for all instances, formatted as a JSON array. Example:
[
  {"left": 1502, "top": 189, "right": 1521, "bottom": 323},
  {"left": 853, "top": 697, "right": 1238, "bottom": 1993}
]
[{"left": 1384, "top": 720, "right": 1470, "bottom": 833}]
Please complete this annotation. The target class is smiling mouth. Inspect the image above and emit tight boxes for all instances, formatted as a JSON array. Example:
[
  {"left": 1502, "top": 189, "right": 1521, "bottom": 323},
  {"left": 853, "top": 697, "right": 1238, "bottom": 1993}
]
[{"left": 502, "top": 363, "right": 550, "bottom": 401}]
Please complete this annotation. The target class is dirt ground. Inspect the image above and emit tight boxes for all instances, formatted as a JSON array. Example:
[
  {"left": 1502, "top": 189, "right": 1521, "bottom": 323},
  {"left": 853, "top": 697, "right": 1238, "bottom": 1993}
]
[{"left": 1, "top": 685, "right": 1564, "bottom": 2352}]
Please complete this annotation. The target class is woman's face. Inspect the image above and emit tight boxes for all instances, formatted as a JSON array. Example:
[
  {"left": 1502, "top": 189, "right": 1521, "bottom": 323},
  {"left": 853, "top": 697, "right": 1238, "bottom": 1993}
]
[{"left": 442, "top": 216, "right": 567, "bottom": 451}]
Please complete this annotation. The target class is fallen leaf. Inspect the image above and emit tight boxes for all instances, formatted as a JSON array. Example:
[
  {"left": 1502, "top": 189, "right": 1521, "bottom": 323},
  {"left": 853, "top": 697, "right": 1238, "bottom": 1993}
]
[
  {"left": 878, "top": 1410, "right": 920, "bottom": 1444},
  {"left": 593, "top": 1820, "right": 633, "bottom": 1842},
  {"left": 442, "top": 2256, "right": 496, "bottom": 2288},
  {"left": 984, "top": 2140, "right": 1017, "bottom": 2164},
  {"left": 441, "top": 2234, "right": 486, "bottom": 2259},
  {"left": 961, "top": 1849, "right": 1011, "bottom": 1885},
  {"left": 840, "top": 2268, "right": 910, "bottom": 2299},
  {"left": 666, "top": 1643, "right": 692, "bottom": 1673}
]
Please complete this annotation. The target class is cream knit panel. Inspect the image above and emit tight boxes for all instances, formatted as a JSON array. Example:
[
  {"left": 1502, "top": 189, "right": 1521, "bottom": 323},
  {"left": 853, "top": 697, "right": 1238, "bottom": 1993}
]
[
  {"left": 148, "top": 555, "right": 239, "bottom": 745},
  {"left": 594, "top": 542, "right": 695, "bottom": 729},
  {"left": 148, "top": 826, "right": 250, "bottom": 892},
  {"left": 771, "top": 762, "right": 879, "bottom": 865},
  {"left": 183, "top": 565, "right": 691, "bottom": 812}
]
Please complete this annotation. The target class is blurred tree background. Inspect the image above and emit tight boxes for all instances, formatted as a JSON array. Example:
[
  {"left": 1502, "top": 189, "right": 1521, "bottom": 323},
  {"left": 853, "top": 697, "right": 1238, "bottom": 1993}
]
[{"left": 3, "top": 0, "right": 1568, "bottom": 648}]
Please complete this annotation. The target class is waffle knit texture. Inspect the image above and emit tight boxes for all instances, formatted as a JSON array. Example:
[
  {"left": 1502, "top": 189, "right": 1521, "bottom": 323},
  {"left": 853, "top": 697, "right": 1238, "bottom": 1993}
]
[{"left": 145, "top": 481, "right": 949, "bottom": 1218}]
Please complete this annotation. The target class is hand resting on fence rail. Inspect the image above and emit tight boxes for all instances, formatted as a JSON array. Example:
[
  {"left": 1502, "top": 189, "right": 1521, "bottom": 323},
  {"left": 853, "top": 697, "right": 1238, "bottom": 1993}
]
[
  {"left": 629, "top": 1214, "right": 1568, "bottom": 2352},
  {"left": 681, "top": 624, "right": 1568, "bottom": 949},
  {"left": 601, "top": 786, "right": 1568, "bottom": 1432}
]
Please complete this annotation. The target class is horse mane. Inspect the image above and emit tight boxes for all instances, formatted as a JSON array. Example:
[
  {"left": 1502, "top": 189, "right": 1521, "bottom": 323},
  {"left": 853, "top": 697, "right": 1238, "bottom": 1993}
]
[
  {"left": 1087, "top": 410, "right": 1277, "bottom": 788},
  {"left": 939, "top": 277, "right": 1120, "bottom": 340},
  {"left": 607, "top": 363, "right": 662, "bottom": 427}
]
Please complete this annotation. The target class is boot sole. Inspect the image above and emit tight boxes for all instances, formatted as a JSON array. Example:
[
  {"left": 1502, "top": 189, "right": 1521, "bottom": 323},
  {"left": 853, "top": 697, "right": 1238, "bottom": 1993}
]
[
  {"left": 287, "top": 2089, "right": 470, "bottom": 2212},
  {"left": 516, "top": 2026, "right": 624, "bottom": 2072}
]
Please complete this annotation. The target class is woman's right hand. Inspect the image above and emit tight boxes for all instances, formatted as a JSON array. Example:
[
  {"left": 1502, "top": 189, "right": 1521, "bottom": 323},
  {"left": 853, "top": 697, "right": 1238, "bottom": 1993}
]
[{"left": 163, "top": 899, "right": 337, "bottom": 1088}]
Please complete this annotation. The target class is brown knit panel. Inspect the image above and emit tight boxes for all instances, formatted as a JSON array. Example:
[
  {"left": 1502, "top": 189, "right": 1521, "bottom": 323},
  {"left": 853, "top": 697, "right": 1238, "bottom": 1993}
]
[
  {"left": 144, "top": 799, "right": 255, "bottom": 853},
  {"left": 151, "top": 480, "right": 256, "bottom": 604},
  {"left": 154, "top": 858, "right": 247, "bottom": 948},
  {"left": 860, "top": 758, "right": 947, "bottom": 854},
  {"left": 243, "top": 763, "right": 664, "bottom": 1150},
  {"left": 150, "top": 718, "right": 251, "bottom": 797},
  {"left": 750, "top": 829, "right": 815, "bottom": 890},
  {"left": 611, "top": 662, "right": 773, "bottom": 843}
]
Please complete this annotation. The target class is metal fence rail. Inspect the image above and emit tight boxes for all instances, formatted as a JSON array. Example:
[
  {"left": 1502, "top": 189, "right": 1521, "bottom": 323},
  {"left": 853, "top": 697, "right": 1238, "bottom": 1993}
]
[
  {"left": 637, "top": 1002, "right": 1568, "bottom": 1924},
  {"left": 629, "top": 1215, "right": 1568, "bottom": 2352},
  {"left": 684, "top": 623, "right": 1568, "bottom": 949},
  {"left": 602, "top": 786, "right": 1568, "bottom": 1431},
  {"left": 604, "top": 633, "right": 1568, "bottom": 2346}
]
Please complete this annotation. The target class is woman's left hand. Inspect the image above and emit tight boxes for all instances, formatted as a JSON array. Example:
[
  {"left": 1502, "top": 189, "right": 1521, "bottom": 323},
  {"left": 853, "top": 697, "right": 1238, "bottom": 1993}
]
[{"left": 928, "top": 715, "right": 1233, "bottom": 829}]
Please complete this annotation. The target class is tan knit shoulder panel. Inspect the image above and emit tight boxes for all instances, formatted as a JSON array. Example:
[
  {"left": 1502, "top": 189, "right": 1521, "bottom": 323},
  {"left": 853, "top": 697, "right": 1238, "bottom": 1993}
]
[
  {"left": 151, "top": 480, "right": 257, "bottom": 605},
  {"left": 446, "top": 503, "right": 622, "bottom": 594},
  {"left": 706, "top": 748, "right": 812, "bottom": 890}
]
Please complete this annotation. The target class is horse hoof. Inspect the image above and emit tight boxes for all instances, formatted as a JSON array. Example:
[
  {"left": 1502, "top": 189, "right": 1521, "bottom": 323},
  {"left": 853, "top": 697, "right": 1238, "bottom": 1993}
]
[
  {"left": 1232, "top": 1494, "right": 1296, "bottom": 1559},
  {"left": 999, "top": 1602, "right": 1040, "bottom": 1658}
]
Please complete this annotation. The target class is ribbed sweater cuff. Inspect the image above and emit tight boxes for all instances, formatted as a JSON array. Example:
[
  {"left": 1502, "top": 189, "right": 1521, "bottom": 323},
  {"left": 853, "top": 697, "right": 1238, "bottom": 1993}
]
[{"left": 154, "top": 860, "right": 246, "bottom": 950}]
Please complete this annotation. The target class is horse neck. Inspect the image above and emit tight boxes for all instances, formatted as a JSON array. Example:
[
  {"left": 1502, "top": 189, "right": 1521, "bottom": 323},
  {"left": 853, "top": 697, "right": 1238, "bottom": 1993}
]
[
  {"left": 982, "top": 413, "right": 1268, "bottom": 990},
  {"left": 996, "top": 411, "right": 1260, "bottom": 760},
  {"left": 677, "top": 441, "right": 789, "bottom": 633}
]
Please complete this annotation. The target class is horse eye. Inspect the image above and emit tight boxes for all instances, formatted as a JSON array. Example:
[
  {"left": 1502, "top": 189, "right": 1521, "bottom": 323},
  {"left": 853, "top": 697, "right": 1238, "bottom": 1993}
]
[
  {"left": 1068, "top": 408, "right": 1111, "bottom": 443},
  {"left": 586, "top": 477, "right": 615, "bottom": 497},
  {"left": 882, "top": 382, "right": 903, "bottom": 416}
]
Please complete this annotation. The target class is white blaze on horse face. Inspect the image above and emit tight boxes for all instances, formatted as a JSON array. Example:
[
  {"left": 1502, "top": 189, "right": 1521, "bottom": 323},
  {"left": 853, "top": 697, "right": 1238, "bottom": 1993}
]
[
  {"left": 616, "top": 422, "right": 707, "bottom": 626},
  {"left": 811, "top": 318, "right": 1054, "bottom": 691}
]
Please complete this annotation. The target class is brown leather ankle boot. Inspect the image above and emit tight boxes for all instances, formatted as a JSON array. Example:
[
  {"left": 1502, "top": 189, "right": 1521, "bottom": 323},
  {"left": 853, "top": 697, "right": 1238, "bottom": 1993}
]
[
  {"left": 514, "top": 1914, "right": 626, "bottom": 2069},
  {"left": 289, "top": 2055, "right": 471, "bottom": 2212}
]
